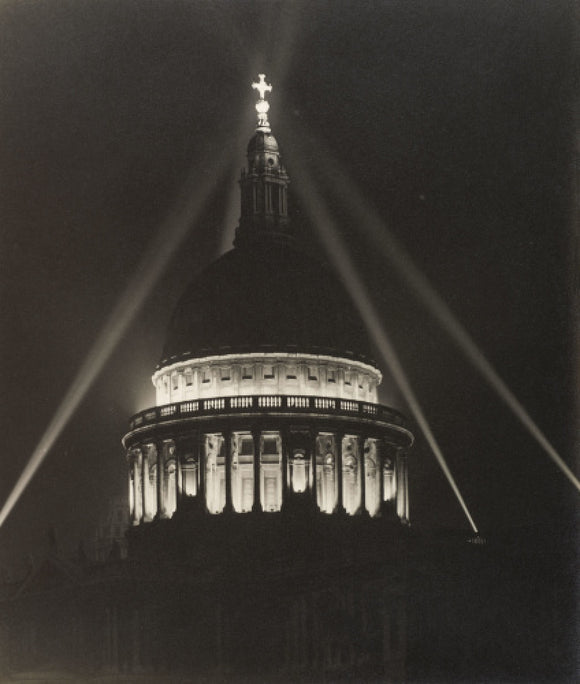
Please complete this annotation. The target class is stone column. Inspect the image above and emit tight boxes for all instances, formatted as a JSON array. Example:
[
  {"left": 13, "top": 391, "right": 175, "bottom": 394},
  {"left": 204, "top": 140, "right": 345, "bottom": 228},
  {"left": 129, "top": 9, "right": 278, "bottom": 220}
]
[
  {"left": 334, "top": 432, "right": 345, "bottom": 514},
  {"left": 252, "top": 428, "right": 261, "bottom": 513},
  {"left": 156, "top": 440, "right": 165, "bottom": 519},
  {"left": 281, "top": 427, "right": 289, "bottom": 511},
  {"left": 174, "top": 440, "right": 182, "bottom": 511},
  {"left": 359, "top": 435, "right": 369, "bottom": 517},
  {"left": 395, "top": 448, "right": 409, "bottom": 523},
  {"left": 197, "top": 432, "right": 206, "bottom": 512},
  {"left": 224, "top": 430, "right": 233, "bottom": 514},
  {"left": 378, "top": 440, "right": 385, "bottom": 507},
  {"left": 164, "top": 441, "right": 178, "bottom": 517},
  {"left": 173, "top": 438, "right": 182, "bottom": 510},
  {"left": 190, "top": 433, "right": 199, "bottom": 498},
  {"left": 141, "top": 445, "right": 151, "bottom": 522},
  {"left": 310, "top": 427, "right": 318, "bottom": 510},
  {"left": 131, "top": 449, "right": 143, "bottom": 525},
  {"left": 128, "top": 457, "right": 135, "bottom": 524}
]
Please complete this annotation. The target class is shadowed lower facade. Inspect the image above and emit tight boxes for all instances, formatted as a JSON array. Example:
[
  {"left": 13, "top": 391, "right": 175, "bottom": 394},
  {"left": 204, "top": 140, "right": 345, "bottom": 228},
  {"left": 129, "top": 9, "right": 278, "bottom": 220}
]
[
  {"left": 0, "top": 74, "right": 576, "bottom": 684},
  {"left": 116, "top": 74, "right": 414, "bottom": 679},
  {"left": 0, "top": 76, "right": 416, "bottom": 682}
]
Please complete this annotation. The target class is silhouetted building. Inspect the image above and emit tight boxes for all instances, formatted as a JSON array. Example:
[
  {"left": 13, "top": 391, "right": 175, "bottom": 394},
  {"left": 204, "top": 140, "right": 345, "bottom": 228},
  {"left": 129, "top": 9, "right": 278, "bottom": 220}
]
[
  {"left": 120, "top": 75, "right": 414, "bottom": 680},
  {"left": 93, "top": 495, "right": 128, "bottom": 563}
]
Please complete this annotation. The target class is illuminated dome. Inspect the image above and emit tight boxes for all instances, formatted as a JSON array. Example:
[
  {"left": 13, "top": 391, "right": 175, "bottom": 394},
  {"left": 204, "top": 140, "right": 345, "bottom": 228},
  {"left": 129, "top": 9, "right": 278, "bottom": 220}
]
[
  {"left": 124, "top": 74, "right": 412, "bottom": 529},
  {"left": 160, "top": 241, "right": 376, "bottom": 368}
]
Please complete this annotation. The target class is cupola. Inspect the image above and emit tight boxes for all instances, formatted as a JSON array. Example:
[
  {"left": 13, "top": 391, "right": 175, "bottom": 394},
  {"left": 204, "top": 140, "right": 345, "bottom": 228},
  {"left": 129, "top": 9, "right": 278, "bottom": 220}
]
[{"left": 235, "top": 74, "right": 291, "bottom": 246}]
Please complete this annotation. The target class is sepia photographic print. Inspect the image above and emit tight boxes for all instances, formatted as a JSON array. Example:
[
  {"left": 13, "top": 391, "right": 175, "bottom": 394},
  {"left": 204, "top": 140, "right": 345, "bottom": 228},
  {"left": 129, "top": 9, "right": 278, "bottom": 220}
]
[{"left": 0, "top": 1, "right": 577, "bottom": 682}]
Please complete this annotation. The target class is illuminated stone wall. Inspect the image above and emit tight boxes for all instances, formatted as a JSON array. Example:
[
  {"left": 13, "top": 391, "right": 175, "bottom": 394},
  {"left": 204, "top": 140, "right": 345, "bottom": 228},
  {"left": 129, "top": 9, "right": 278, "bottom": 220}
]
[
  {"left": 127, "top": 430, "right": 406, "bottom": 523},
  {"left": 152, "top": 352, "right": 381, "bottom": 406}
]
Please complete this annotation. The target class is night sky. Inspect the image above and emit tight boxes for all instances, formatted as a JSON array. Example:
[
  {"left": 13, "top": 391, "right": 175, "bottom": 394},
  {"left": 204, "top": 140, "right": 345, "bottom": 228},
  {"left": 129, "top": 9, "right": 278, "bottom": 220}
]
[{"left": 0, "top": 1, "right": 576, "bottom": 571}]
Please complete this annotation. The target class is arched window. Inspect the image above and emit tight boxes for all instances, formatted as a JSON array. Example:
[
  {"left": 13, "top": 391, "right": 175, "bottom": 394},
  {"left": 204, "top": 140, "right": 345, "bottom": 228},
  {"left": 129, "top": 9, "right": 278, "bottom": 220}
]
[
  {"left": 290, "top": 450, "right": 307, "bottom": 493},
  {"left": 231, "top": 432, "right": 254, "bottom": 513},
  {"left": 383, "top": 456, "right": 396, "bottom": 502},
  {"left": 181, "top": 457, "right": 197, "bottom": 497},
  {"left": 260, "top": 432, "right": 282, "bottom": 512}
]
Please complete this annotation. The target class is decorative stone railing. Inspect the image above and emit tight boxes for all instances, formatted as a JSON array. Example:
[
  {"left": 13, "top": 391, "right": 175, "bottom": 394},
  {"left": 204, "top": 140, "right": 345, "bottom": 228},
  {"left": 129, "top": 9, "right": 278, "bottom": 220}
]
[{"left": 128, "top": 395, "right": 407, "bottom": 432}]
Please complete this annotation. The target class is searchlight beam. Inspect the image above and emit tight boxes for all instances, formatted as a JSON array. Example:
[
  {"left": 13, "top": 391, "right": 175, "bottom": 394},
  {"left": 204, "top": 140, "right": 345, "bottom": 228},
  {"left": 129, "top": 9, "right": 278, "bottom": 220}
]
[
  {"left": 283, "top": 121, "right": 579, "bottom": 496},
  {"left": 0, "top": 147, "right": 235, "bottom": 530},
  {"left": 286, "top": 147, "right": 480, "bottom": 534}
]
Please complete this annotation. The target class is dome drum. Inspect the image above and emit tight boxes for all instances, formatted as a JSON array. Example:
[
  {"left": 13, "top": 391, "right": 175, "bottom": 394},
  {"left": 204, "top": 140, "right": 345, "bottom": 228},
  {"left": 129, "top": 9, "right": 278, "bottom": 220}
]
[
  {"left": 152, "top": 352, "right": 382, "bottom": 406},
  {"left": 124, "top": 405, "right": 410, "bottom": 524},
  {"left": 125, "top": 73, "right": 414, "bottom": 537}
]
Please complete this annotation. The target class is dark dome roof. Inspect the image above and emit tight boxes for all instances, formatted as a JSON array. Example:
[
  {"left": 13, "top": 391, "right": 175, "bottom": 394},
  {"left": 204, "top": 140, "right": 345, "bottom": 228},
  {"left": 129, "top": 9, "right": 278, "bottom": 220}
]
[
  {"left": 245, "top": 130, "right": 282, "bottom": 174},
  {"left": 159, "top": 242, "right": 376, "bottom": 368}
]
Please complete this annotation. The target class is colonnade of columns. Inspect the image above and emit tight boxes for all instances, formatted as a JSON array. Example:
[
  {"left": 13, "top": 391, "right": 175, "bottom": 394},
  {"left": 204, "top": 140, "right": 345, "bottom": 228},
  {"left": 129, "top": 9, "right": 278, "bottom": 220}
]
[{"left": 127, "top": 427, "right": 409, "bottom": 525}]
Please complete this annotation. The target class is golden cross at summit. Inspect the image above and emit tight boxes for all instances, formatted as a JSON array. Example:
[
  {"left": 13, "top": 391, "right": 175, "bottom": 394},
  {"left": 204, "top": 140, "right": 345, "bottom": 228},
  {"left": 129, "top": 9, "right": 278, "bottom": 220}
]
[
  {"left": 252, "top": 74, "right": 272, "bottom": 130},
  {"left": 252, "top": 73, "right": 272, "bottom": 100}
]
